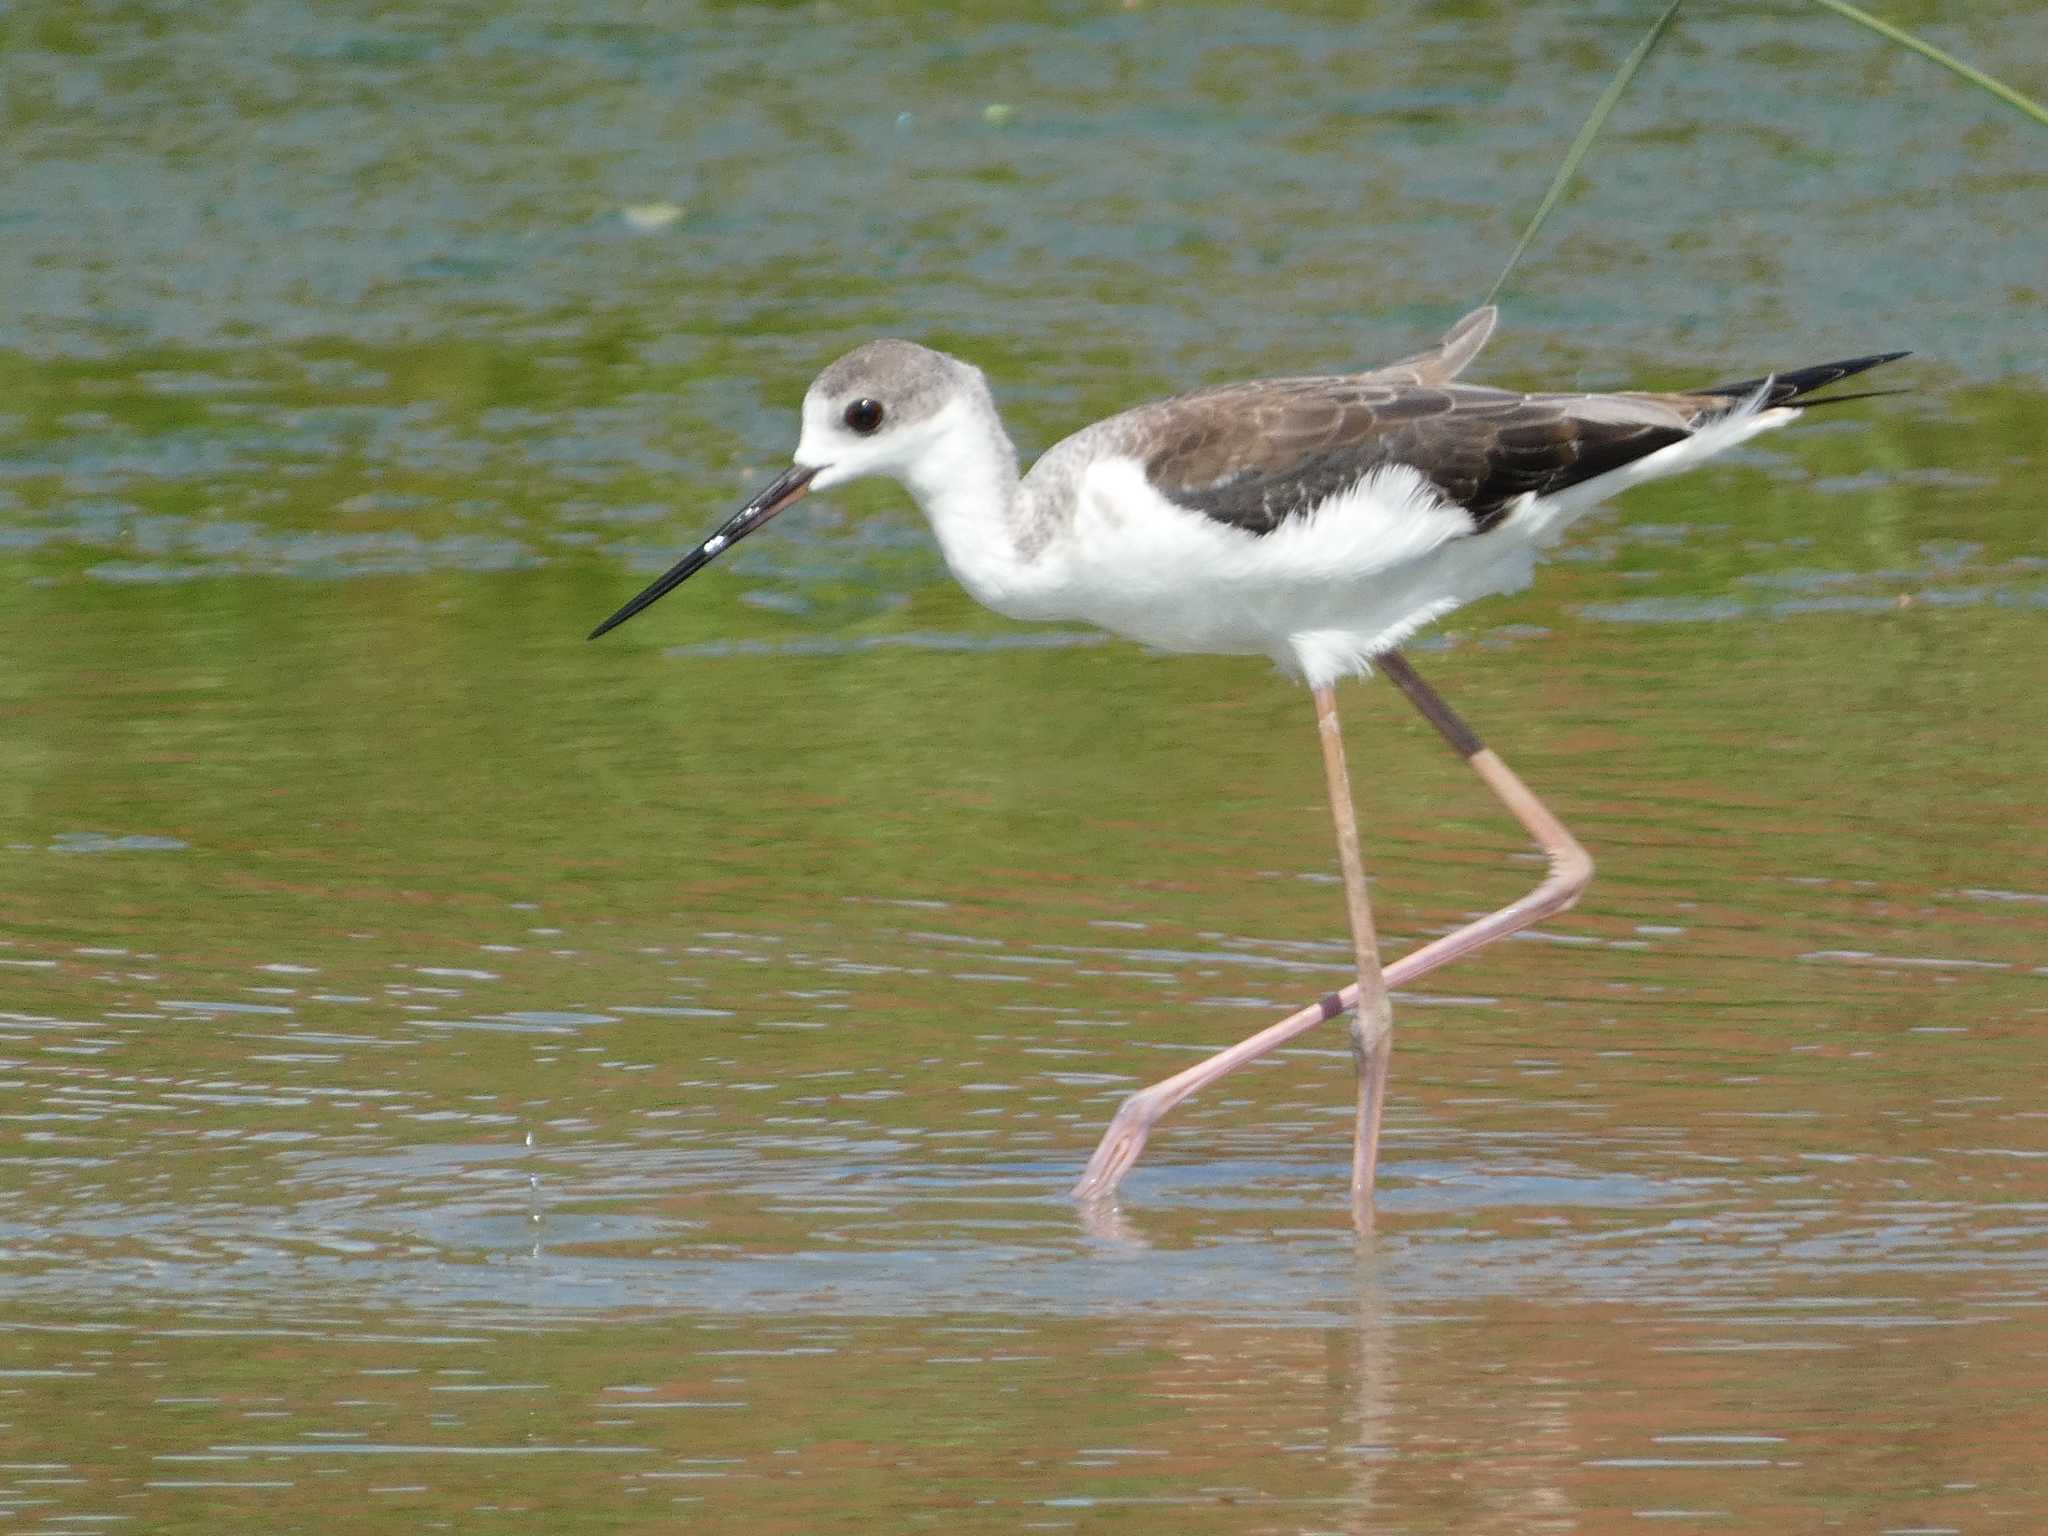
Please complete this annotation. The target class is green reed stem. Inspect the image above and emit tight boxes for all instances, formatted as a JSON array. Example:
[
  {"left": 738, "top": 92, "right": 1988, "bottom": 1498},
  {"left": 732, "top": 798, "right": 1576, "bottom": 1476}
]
[
  {"left": 1487, "top": 3, "right": 2040, "bottom": 308},
  {"left": 1485, "top": 0, "right": 1685, "bottom": 305},
  {"left": 1809, "top": 0, "right": 2048, "bottom": 129}
]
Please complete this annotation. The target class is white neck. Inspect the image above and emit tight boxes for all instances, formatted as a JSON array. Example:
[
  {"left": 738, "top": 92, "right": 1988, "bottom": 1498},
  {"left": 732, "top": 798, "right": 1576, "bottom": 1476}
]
[{"left": 897, "top": 391, "right": 1057, "bottom": 619}]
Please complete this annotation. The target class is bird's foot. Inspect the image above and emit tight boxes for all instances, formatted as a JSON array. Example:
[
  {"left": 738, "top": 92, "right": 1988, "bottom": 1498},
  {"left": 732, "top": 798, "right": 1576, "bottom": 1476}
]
[{"left": 1069, "top": 1087, "right": 1167, "bottom": 1203}]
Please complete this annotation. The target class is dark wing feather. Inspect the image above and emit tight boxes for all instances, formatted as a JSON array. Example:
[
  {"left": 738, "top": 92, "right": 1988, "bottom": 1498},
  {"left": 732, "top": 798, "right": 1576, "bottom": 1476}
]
[
  {"left": 1690, "top": 350, "right": 1910, "bottom": 405},
  {"left": 1143, "top": 381, "right": 1689, "bottom": 535}
]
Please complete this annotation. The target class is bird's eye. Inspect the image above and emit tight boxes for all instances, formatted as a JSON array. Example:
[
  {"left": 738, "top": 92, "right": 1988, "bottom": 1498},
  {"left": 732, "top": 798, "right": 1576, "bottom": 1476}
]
[{"left": 843, "top": 398, "right": 885, "bottom": 435}]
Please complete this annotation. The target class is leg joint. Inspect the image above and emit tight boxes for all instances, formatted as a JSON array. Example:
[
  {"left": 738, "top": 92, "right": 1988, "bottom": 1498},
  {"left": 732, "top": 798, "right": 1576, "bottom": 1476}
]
[{"left": 1552, "top": 841, "right": 1595, "bottom": 906}]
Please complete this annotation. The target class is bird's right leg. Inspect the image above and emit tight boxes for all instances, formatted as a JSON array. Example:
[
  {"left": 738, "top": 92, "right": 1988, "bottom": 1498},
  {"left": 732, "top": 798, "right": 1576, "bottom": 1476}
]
[
  {"left": 1069, "top": 648, "right": 1593, "bottom": 1207},
  {"left": 1368, "top": 648, "right": 1595, "bottom": 976}
]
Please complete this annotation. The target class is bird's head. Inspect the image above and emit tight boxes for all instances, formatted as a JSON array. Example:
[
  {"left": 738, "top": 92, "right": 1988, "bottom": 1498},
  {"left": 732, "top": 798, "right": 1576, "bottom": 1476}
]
[{"left": 588, "top": 339, "right": 983, "bottom": 640}]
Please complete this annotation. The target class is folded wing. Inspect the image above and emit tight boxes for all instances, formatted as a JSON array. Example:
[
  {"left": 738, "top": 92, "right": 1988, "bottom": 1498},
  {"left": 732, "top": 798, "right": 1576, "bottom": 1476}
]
[{"left": 1145, "top": 382, "right": 1690, "bottom": 535}]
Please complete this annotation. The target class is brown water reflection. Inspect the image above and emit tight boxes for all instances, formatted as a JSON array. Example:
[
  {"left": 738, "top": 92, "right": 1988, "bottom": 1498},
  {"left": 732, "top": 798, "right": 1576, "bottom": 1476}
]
[
  {"left": 5, "top": 1279, "right": 2042, "bottom": 1530},
  {"left": 4, "top": 0, "right": 2047, "bottom": 1530}
]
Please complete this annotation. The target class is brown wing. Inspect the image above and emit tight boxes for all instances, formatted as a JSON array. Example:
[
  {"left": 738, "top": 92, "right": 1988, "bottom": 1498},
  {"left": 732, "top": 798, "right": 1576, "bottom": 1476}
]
[{"left": 1143, "top": 381, "right": 1693, "bottom": 536}]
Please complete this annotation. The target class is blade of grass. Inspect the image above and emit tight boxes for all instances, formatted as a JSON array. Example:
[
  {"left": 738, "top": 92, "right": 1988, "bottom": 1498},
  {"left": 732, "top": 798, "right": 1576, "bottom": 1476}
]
[
  {"left": 1485, "top": 0, "right": 1685, "bottom": 305},
  {"left": 1809, "top": 0, "right": 2047, "bottom": 129}
]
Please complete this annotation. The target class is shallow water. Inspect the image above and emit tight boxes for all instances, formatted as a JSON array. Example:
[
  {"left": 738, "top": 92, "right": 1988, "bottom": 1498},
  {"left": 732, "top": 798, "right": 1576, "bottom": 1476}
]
[{"left": 3, "top": 3, "right": 2046, "bottom": 1531}]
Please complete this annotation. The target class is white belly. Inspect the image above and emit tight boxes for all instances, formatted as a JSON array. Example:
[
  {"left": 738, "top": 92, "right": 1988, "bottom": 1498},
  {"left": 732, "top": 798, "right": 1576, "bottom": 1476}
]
[{"left": 1040, "top": 458, "right": 1539, "bottom": 687}]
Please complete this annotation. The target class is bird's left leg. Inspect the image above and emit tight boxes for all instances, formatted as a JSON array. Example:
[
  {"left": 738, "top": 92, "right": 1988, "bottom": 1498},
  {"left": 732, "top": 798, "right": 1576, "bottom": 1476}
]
[{"left": 1314, "top": 682, "right": 1396, "bottom": 1231}]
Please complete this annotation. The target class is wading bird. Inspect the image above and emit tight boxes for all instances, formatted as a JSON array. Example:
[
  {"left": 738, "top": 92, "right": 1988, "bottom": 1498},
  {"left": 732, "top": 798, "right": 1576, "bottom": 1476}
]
[{"left": 590, "top": 308, "right": 1902, "bottom": 1230}]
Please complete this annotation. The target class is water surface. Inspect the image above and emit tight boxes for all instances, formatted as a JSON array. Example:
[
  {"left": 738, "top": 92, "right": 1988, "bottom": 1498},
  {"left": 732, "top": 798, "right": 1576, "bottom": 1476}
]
[{"left": 2, "top": 3, "right": 2044, "bottom": 1530}]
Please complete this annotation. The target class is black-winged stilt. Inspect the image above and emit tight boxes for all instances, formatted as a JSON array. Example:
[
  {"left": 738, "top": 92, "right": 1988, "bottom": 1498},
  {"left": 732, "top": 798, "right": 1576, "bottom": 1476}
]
[{"left": 591, "top": 308, "right": 1904, "bottom": 1230}]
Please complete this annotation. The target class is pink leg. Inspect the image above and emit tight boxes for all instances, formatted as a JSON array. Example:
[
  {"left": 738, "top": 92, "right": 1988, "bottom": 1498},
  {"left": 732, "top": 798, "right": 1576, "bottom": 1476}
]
[
  {"left": 1313, "top": 682, "right": 1395, "bottom": 1232},
  {"left": 1069, "top": 648, "right": 1594, "bottom": 1212}
]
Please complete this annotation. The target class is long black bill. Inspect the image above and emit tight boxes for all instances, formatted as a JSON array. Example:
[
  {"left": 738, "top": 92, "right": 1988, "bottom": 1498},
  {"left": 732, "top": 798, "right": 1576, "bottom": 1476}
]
[{"left": 587, "top": 464, "right": 818, "bottom": 640}]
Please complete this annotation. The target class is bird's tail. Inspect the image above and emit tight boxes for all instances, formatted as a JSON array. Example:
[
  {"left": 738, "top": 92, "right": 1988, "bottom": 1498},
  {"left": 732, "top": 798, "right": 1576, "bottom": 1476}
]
[{"left": 1693, "top": 351, "right": 1911, "bottom": 411}]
